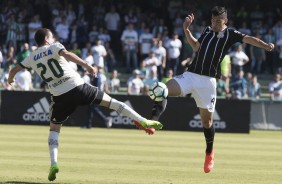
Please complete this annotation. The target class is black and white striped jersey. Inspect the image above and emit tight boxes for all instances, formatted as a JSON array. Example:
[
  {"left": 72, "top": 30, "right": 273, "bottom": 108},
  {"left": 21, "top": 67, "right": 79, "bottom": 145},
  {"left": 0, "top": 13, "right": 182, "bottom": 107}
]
[{"left": 187, "top": 26, "right": 245, "bottom": 78}]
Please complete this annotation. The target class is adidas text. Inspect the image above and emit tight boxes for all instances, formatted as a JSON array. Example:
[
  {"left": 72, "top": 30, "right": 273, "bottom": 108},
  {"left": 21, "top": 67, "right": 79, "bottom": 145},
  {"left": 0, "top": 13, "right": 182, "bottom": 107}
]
[
  {"left": 111, "top": 116, "right": 134, "bottom": 125},
  {"left": 23, "top": 113, "right": 50, "bottom": 121},
  {"left": 189, "top": 120, "right": 226, "bottom": 129}
]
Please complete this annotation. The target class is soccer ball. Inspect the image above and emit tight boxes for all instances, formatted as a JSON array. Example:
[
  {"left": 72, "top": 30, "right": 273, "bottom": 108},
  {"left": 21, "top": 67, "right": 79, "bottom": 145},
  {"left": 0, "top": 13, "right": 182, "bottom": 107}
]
[{"left": 148, "top": 82, "right": 168, "bottom": 102}]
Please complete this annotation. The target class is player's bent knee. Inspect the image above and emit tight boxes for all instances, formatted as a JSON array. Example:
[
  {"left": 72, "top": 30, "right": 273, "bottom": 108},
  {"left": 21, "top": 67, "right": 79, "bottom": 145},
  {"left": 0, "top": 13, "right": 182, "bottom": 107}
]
[
  {"left": 93, "top": 90, "right": 104, "bottom": 105},
  {"left": 95, "top": 91, "right": 112, "bottom": 108},
  {"left": 166, "top": 79, "right": 181, "bottom": 96}
]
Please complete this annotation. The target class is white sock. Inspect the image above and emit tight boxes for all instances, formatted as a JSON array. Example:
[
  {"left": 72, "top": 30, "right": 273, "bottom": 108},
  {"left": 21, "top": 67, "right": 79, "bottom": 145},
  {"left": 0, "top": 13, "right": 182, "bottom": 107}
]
[
  {"left": 48, "top": 131, "right": 59, "bottom": 166},
  {"left": 109, "top": 98, "right": 146, "bottom": 122}
]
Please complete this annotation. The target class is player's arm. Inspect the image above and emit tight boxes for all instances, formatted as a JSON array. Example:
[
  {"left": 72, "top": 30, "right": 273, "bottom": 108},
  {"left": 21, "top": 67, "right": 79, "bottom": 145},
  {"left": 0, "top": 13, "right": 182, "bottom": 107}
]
[
  {"left": 8, "top": 64, "right": 24, "bottom": 85},
  {"left": 183, "top": 14, "right": 200, "bottom": 52},
  {"left": 243, "top": 35, "right": 274, "bottom": 52},
  {"left": 60, "top": 49, "right": 96, "bottom": 76}
]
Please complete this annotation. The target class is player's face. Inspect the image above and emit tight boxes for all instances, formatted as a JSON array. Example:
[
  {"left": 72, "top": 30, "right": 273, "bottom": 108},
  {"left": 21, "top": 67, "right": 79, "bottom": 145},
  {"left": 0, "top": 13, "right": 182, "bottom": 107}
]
[
  {"left": 211, "top": 15, "right": 227, "bottom": 32},
  {"left": 46, "top": 32, "right": 55, "bottom": 44}
]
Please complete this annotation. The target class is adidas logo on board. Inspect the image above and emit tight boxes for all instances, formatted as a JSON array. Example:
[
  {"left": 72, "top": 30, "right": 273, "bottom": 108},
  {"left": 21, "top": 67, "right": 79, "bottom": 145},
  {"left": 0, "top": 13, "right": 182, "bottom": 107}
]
[{"left": 22, "top": 97, "right": 50, "bottom": 121}]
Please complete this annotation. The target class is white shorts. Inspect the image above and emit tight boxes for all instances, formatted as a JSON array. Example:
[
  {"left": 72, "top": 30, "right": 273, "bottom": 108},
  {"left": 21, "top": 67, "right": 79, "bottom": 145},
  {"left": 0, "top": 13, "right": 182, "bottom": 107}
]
[{"left": 173, "top": 72, "right": 217, "bottom": 112}]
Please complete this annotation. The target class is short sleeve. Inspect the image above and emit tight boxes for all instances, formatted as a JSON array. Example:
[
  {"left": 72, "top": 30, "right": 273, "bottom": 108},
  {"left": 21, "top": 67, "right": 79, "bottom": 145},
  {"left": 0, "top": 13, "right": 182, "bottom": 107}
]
[
  {"left": 19, "top": 55, "right": 32, "bottom": 70},
  {"left": 198, "top": 27, "right": 209, "bottom": 44},
  {"left": 229, "top": 29, "right": 245, "bottom": 44},
  {"left": 51, "top": 42, "right": 66, "bottom": 55}
]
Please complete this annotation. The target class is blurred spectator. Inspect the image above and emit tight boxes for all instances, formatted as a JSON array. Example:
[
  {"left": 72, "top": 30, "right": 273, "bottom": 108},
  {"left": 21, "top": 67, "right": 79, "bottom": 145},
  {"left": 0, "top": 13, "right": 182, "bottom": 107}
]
[
  {"left": 236, "top": 6, "right": 248, "bottom": 22},
  {"left": 121, "top": 23, "right": 138, "bottom": 73},
  {"left": 0, "top": 8, "right": 6, "bottom": 44},
  {"left": 220, "top": 55, "right": 231, "bottom": 91},
  {"left": 0, "top": 49, "right": 3, "bottom": 68},
  {"left": 167, "top": 0, "right": 182, "bottom": 20},
  {"left": 104, "top": 42, "right": 116, "bottom": 72},
  {"left": 276, "top": 37, "right": 282, "bottom": 69},
  {"left": 217, "top": 78, "right": 229, "bottom": 98},
  {"left": 65, "top": 4, "right": 76, "bottom": 25},
  {"left": 264, "top": 28, "right": 276, "bottom": 74},
  {"left": 151, "top": 40, "right": 166, "bottom": 80},
  {"left": 161, "top": 68, "right": 173, "bottom": 84},
  {"left": 1, "top": 65, "right": 15, "bottom": 90},
  {"left": 165, "top": 33, "right": 182, "bottom": 75},
  {"left": 139, "top": 27, "right": 153, "bottom": 60},
  {"left": 84, "top": 48, "right": 94, "bottom": 66},
  {"left": 91, "top": 39, "right": 107, "bottom": 69},
  {"left": 238, "top": 21, "right": 251, "bottom": 35},
  {"left": 152, "top": 18, "right": 168, "bottom": 37},
  {"left": 16, "top": 43, "right": 31, "bottom": 64},
  {"left": 104, "top": 6, "right": 120, "bottom": 51},
  {"left": 69, "top": 42, "right": 81, "bottom": 57},
  {"left": 272, "top": 18, "right": 282, "bottom": 42},
  {"left": 52, "top": 10, "right": 64, "bottom": 28},
  {"left": 173, "top": 12, "right": 183, "bottom": 37},
  {"left": 229, "top": 43, "right": 249, "bottom": 76},
  {"left": 76, "top": 15, "right": 88, "bottom": 48},
  {"left": 28, "top": 15, "right": 42, "bottom": 47},
  {"left": 127, "top": 69, "right": 144, "bottom": 95},
  {"left": 6, "top": 14, "right": 18, "bottom": 50},
  {"left": 15, "top": 69, "right": 33, "bottom": 91},
  {"left": 268, "top": 73, "right": 282, "bottom": 101},
  {"left": 3, "top": 45, "right": 16, "bottom": 73},
  {"left": 250, "top": 33, "right": 266, "bottom": 74},
  {"left": 88, "top": 25, "right": 99, "bottom": 45},
  {"left": 55, "top": 16, "right": 70, "bottom": 46},
  {"left": 98, "top": 27, "right": 111, "bottom": 46},
  {"left": 108, "top": 69, "right": 120, "bottom": 94},
  {"left": 220, "top": 55, "right": 231, "bottom": 80},
  {"left": 16, "top": 17, "right": 27, "bottom": 52},
  {"left": 124, "top": 9, "right": 138, "bottom": 26},
  {"left": 247, "top": 75, "right": 261, "bottom": 99},
  {"left": 143, "top": 69, "right": 159, "bottom": 95},
  {"left": 142, "top": 51, "right": 158, "bottom": 79},
  {"left": 81, "top": 42, "right": 92, "bottom": 60},
  {"left": 230, "top": 70, "right": 248, "bottom": 99},
  {"left": 68, "top": 23, "right": 78, "bottom": 46}
]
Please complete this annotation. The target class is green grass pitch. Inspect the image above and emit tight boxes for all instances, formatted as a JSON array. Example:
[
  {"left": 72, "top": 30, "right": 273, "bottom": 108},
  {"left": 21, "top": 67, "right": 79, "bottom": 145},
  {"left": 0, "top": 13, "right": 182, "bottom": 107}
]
[{"left": 0, "top": 124, "right": 281, "bottom": 184}]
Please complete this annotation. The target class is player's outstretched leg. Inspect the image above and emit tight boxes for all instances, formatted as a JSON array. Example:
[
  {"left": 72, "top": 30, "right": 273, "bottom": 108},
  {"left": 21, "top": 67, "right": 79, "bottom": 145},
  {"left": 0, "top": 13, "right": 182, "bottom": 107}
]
[
  {"left": 107, "top": 98, "right": 163, "bottom": 131},
  {"left": 48, "top": 163, "right": 59, "bottom": 181}
]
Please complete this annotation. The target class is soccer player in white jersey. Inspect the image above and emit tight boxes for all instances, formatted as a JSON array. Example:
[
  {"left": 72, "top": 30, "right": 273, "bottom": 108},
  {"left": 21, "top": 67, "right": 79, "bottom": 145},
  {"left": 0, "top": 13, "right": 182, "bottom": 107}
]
[
  {"left": 150, "top": 6, "right": 274, "bottom": 173},
  {"left": 8, "top": 28, "right": 163, "bottom": 181}
]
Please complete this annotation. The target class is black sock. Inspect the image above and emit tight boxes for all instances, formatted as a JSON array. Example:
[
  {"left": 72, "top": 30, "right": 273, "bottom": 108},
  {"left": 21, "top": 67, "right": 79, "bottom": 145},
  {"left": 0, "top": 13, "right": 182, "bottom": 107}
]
[
  {"left": 150, "top": 99, "right": 167, "bottom": 120},
  {"left": 204, "top": 124, "right": 215, "bottom": 153}
]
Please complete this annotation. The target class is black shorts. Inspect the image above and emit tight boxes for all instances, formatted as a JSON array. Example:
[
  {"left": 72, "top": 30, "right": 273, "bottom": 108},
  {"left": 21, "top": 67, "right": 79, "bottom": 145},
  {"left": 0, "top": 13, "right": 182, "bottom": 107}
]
[{"left": 50, "top": 83, "right": 102, "bottom": 124}]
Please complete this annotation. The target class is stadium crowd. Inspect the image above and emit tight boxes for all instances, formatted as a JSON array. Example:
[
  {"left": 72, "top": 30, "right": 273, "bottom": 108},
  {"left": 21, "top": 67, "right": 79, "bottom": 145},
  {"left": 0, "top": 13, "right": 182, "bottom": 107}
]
[{"left": 1, "top": 0, "right": 282, "bottom": 100}]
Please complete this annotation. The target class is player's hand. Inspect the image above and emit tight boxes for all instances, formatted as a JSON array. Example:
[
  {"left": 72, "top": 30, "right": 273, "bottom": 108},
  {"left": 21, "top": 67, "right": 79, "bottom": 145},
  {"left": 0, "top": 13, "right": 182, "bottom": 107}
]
[
  {"left": 183, "top": 13, "right": 194, "bottom": 30},
  {"left": 86, "top": 65, "right": 97, "bottom": 77},
  {"left": 266, "top": 43, "right": 275, "bottom": 52}
]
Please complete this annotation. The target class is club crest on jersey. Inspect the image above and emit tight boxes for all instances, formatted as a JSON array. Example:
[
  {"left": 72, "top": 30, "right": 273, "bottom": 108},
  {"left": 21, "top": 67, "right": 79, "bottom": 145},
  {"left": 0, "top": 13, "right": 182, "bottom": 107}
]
[
  {"left": 217, "top": 32, "right": 224, "bottom": 38},
  {"left": 34, "top": 50, "right": 53, "bottom": 61}
]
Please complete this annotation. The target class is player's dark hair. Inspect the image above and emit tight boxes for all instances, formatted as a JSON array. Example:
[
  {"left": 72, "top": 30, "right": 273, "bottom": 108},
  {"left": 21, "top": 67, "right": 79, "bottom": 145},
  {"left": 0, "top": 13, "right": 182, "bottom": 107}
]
[
  {"left": 211, "top": 6, "right": 227, "bottom": 17},
  {"left": 34, "top": 28, "right": 51, "bottom": 46}
]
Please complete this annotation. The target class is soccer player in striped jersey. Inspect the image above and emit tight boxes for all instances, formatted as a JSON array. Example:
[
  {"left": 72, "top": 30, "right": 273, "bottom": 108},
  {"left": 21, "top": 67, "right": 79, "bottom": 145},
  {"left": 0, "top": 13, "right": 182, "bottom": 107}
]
[
  {"left": 150, "top": 6, "right": 274, "bottom": 173},
  {"left": 8, "top": 28, "right": 163, "bottom": 181}
]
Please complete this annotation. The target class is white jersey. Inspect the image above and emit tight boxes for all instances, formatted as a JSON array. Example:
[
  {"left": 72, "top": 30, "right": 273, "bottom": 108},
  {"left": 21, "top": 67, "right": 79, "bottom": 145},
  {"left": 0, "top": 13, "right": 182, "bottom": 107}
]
[{"left": 20, "top": 42, "right": 84, "bottom": 96}]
